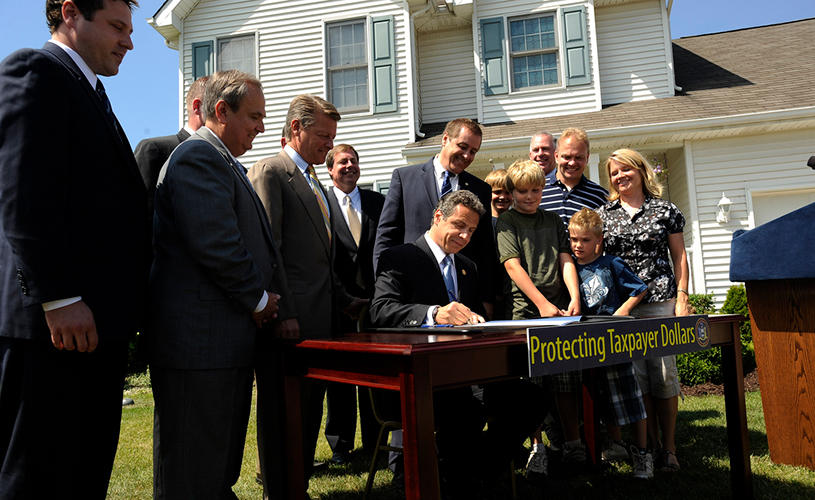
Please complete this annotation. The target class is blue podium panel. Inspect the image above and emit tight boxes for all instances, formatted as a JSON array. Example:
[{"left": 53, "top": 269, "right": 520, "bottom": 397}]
[{"left": 730, "top": 202, "right": 815, "bottom": 282}]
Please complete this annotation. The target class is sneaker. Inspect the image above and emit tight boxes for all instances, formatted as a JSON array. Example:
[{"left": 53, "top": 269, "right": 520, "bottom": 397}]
[
  {"left": 601, "top": 439, "right": 629, "bottom": 462},
  {"left": 543, "top": 425, "right": 563, "bottom": 452},
  {"left": 562, "top": 442, "right": 586, "bottom": 464},
  {"left": 631, "top": 446, "right": 654, "bottom": 479},
  {"left": 524, "top": 449, "right": 548, "bottom": 478}
]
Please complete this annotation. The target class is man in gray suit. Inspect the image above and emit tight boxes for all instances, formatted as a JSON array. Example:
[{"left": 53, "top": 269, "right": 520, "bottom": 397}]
[
  {"left": 149, "top": 70, "right": 280, "bottom": 500},
  {"left": 248, "top": 94, "right": 365, "bottom": 499}
]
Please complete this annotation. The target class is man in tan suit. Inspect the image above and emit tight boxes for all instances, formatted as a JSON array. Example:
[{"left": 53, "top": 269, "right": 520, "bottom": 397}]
[{"left": 248, "top": 94, "right": 365, "bottom": 499}]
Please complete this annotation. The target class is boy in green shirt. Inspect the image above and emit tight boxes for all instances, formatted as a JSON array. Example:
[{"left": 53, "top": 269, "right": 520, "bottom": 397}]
[{"left": 496, "top": 160, "right": 582, "bottom": 476}]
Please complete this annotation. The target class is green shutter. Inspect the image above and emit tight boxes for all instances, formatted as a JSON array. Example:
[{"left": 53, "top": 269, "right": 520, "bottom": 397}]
[
  {"left": 561, "top": 6, "right": 591, "bottom": 86},
  {"left": 192, "top": 41, "right": 213, "bottom": 80},
  {"left": 480, "top": 17, "right": 507, "bottom": 95},
  {"left": 371, "top": 15, "right": 397, "bottom": 113}
]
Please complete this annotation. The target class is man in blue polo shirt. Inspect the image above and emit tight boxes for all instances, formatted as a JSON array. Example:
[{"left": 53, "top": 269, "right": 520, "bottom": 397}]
[{"left": 539, "top": 127, "right": 608, "bottom": 225}]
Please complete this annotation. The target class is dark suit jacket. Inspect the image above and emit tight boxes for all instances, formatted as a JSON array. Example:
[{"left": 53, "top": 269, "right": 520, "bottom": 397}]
[
  {"left": 0, "top": 43, "right": 149, "bottom": 341},
  {"left": 248, "top": 150, "right": 352, "bottom": 339},
  {"left": 369, "top": 236, "right": 485, "bottom": 328},
  {"left": 134, "top": 128, "right": 190, "bottom": 219},
  {"left": 327, "top": 187, "right": 385, "bottom": 299},
  {"left": 373, "top": 158, "right": 495, "bottom": 302},
  {"left": 148, "top": 127, "right": 277, "bottom": 369}
]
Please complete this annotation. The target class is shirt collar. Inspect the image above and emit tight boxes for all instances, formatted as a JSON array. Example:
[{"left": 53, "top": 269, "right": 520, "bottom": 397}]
[
  {"left": 432, "top": 155, "right": 455, "bottom": 181},
  {"left": 284, "top": 144, "right": 310, "bottom": 174},
  {"left": 332, "top": 185, "right": 360, "bottom": 207},
  {"left": 48, "top": 39, "right": 97, "bottom": 89},
  {"left": 423, "top": 232, "right": 451, "bottom": 266},
  {"left": 201, "top": 126, "right": 240, "bottom": 164}
]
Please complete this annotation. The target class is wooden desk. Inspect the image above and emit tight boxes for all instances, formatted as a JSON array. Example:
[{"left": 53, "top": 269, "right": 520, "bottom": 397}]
[{"left": 281, "top": 314, "right": 752, "bottom": 499}]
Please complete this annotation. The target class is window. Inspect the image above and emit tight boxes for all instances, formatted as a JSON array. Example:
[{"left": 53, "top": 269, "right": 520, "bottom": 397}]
[
  {"left": 192, "top": 42, "right": 213, "bottom": 80},
  {"left": 480, "top": 6, "right": 590, "bottom": 96},
  {"left": 509, "top": 15, "right": 558, "bottom": 89},
  {"left": 191, "top": 34, "right": 257, "bottom": 80},
  {"left": 325, "top": 16, "right": 396, "bottom": 114},
  {"left": 218, "top": 35, "right": 256, "bottom": 75},
  {"left": 327, "top": 20, "right": 368, "bottom": 111}
]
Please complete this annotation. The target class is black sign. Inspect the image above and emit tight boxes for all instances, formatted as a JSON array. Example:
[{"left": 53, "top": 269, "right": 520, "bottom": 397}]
[{"left": 527, "top": 315, "right": 711, "bottom": 377}]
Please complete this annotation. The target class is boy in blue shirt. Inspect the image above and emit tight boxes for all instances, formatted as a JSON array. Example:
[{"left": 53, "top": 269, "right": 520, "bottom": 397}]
[{"left": 569, "top": 208, "right": 653, "bottom": 478}]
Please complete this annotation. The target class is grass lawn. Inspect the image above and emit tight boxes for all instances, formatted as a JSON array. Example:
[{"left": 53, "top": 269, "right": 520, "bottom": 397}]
[{"left": 109, "top": 372, "right": 815, "bottom": 499}]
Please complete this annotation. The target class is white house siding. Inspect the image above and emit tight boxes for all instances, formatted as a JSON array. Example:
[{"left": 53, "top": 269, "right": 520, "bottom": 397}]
[
  {"left": 666, "top": 147, "right": 692, "bottom": 247},
  {"left": 595, "top": 0, "right": 673, "bottom": 105},
  {"left": 691, "top": 130, "right": 815, "bottom": 303},
  {"left": 475, "top": 0, "right": 601, "bottom": 124},
  {"left": 417, "top": 26, "right": 479, "bottom": 124},
  {"left": 180, "top": 0, "right": 413, "bottom": 185}
]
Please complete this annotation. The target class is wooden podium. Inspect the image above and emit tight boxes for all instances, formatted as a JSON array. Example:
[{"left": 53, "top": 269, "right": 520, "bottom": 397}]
[{"left": 731, "top": 203, "right": 815, "bottom": 470}]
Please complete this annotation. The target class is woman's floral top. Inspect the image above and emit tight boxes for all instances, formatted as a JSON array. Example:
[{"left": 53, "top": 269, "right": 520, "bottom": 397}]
[{"left": 596, "top": 197, "right": 685, "bottom": 304}]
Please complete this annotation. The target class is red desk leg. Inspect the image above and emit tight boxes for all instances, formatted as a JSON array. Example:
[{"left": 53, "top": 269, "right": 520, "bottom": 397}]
[
  {"left": 399, "top": 355, "right": 440, "bottom": 500},
  {"left": 720, "top": 321, "right": 754, "bottom": 499}
]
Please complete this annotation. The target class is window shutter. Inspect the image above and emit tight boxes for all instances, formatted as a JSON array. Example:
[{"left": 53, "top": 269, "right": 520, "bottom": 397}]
[
  {"left": 371, "top": 15, "right": 397, "bottom": 113},
  {"left": 480, "top": 17, "right": 507, "bottom": 95},
  {"left": 192, "top": 41, "right": 213, "bottom": 80},
  {"left": 561, "top": 6, "right": 591, "bottom": 86}
]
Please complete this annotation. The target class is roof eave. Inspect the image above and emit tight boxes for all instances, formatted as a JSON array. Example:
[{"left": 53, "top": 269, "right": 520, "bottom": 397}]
[{"left": 401, "top": 106, "right": 815, "bottom": 160}]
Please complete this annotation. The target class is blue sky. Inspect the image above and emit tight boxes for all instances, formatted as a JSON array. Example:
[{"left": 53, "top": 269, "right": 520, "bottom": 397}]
[{"left": 2, "top": 0, "right": 814, "bottom": 147}]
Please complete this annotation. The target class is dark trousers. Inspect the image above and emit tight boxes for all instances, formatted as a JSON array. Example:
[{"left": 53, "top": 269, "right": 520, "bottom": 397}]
[
  {"left": 152, "top": 365, "right": 254, "bottom": 500},
  {"left": 325, "top": 381, "right": 377, "bottom": 454},
  {"left": 384, "top": 379, "right": 546, "bottom": 479},
  {"left": 0, "top": 337, "right": 129, "bottom": 499},
  {"left": 255, "top": 335, "right": 325, "bottom": 500}
]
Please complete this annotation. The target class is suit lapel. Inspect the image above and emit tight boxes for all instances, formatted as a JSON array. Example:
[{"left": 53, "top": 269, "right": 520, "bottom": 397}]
[
  {"left": 41, "top": 43, "right": 143, "bottom": 190},
  {"left": 197, "top": 128, "right": 275, "bottom": 248},
  {"left": 421, "top": 159, "right": 440, "bottom": 209},
  {"left": 280, "top": 151, "right": 331, "bottom": 256},
  {"left": 327, "top": 189, "right": 358, "bottom": 259},
  {"left": 414, "top": 236, "right": 449, "bottom": 306}
]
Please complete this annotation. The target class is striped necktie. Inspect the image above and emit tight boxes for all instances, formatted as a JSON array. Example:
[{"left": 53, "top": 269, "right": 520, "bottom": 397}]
[
  {"left": 306, "top": 164, "right": 331, "bottom": 241},
  {"left": 441, "top": 171, "right": 454, "bottom": 198}
]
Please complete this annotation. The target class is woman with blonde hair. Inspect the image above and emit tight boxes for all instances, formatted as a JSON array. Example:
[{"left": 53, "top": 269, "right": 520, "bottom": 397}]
[{"left": 597, "top": 148, "right": 691, "bottom": 473}]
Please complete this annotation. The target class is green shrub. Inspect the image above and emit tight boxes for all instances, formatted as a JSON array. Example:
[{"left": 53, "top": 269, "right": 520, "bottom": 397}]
[
  {"left": 677, "top": 293, "right": 722, "bottom": 385},
  {"left": 689, "top": 292, "right": 716, "bottom": 314},
  {"left": 719, "top": 284, "right": 756, "bottom": 373},
  {"left": 677, "top": 286, "right": 756, "bottom": 386}
]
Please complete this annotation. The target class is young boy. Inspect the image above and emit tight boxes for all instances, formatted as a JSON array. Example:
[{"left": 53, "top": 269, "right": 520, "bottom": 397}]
[
  {"left": 485, "top": 168, "right": 512, "bottom": 319},
  {"left": 485, "top": 168, "right": 513, "bottom": 226},
  {"left": 568, "top": 208, "right": 654, "bottom": 478},
  {"left": 496, "top": 160, "right": 581, "bottom": 477}
]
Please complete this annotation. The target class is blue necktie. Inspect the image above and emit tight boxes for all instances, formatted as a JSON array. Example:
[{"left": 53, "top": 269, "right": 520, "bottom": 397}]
[
  {"left": 442, "top": 255, "right": 457, "bottom": 303},
  {"left": 440, "top": 171, "right": 454, "bottom": 199},
  {"left": 95, "top": 80, "right": 115, "bottom": 124}
]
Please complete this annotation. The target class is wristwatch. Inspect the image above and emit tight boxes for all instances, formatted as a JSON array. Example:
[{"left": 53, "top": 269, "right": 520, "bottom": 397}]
[{"left": 431, "top": 305, "right": 440, "bottom": 323}]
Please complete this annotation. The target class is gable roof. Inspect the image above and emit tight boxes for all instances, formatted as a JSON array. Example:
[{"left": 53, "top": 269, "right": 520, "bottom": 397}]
[{"left": 410, "top": 18, "right": 815, "bottom": 151}]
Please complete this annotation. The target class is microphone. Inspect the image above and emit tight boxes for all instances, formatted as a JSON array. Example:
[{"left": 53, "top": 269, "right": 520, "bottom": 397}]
[{"left": 809, "top": 156, "right": 815, "bottom": 170}]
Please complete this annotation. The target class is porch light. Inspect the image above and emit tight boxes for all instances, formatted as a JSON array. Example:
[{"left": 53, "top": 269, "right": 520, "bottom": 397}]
[{"left": 716, "top": 193, "right": 733, "bottom": 223}]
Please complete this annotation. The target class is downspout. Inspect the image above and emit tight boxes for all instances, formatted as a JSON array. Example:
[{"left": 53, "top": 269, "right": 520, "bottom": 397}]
[{"left": 408, "top": 1, "right": 434, "bottom": 139}]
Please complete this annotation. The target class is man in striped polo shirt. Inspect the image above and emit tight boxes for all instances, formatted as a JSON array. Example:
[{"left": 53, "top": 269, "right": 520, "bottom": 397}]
[{"left": 539, "top": 127, "right": 609, "bottom": 224}]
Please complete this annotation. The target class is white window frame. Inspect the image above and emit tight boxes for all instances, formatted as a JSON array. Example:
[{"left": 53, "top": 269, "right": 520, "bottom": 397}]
[
  {"left": 507, "top": 12, "right": 561, "bottom": 92},
  {"left": 325, "top": 18, "right": 371, "bottom": 114},
  {"left": 216, "top": 32, "right": 259, "bottom": 77}
]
